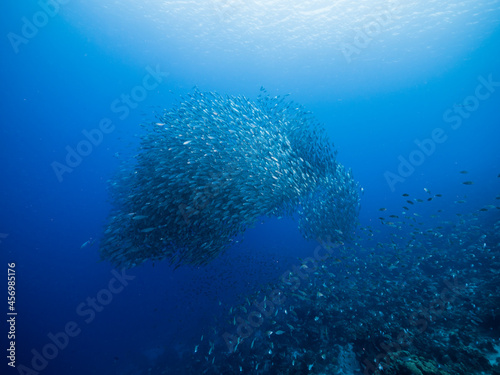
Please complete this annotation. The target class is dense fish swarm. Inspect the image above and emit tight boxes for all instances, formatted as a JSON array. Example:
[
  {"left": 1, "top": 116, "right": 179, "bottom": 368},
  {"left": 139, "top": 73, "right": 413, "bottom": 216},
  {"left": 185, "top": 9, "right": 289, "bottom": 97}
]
[
  {"left": 190, "top": 210, "right": 500, "bottom": 375},
  {"left": 100, "top": 90, "right": 360, "bottom": 268}
]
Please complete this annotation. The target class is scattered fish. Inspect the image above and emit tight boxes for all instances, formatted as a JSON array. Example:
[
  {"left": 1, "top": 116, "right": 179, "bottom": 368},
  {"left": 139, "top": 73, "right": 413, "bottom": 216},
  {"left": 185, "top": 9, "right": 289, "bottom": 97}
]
[{"left": 80, "top": 238, "right": 94, "bottom": 249}]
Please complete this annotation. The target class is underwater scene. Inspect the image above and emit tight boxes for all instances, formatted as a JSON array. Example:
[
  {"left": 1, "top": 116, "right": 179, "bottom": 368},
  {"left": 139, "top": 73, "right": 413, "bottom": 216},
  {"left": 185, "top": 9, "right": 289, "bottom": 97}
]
[{"left": 2, "top": 1, "right": 500, "bottom": 374}]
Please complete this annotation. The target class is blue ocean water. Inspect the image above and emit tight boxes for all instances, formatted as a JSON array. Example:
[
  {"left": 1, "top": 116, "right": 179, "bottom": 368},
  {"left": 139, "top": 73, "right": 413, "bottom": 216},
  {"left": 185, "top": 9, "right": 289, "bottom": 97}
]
[{"left": 1, "top": 1, "right": 500, "bottom": 374}]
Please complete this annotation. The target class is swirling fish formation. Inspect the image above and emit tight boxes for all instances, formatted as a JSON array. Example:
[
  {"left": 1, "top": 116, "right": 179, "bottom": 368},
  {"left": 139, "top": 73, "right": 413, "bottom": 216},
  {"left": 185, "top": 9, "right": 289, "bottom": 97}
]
[{"left": 100, "top": 90, "right": 361, "bottom": 268}]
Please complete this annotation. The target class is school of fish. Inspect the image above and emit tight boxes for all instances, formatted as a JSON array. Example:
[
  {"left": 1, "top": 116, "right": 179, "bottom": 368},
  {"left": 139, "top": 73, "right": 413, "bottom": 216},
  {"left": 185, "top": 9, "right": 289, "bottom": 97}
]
[{"left": 99, "top": 89, "right": 361, "bottom": 268}]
